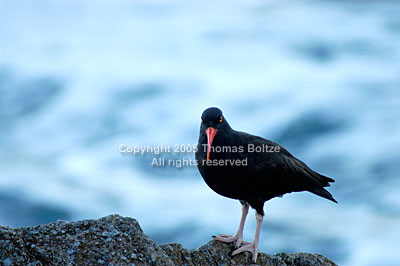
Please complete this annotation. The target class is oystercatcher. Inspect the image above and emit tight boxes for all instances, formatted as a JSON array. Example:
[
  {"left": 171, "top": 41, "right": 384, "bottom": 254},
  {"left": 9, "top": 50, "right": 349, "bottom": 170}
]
[{"left": 195, "top": 107, "right": 337, "bottom": 263}]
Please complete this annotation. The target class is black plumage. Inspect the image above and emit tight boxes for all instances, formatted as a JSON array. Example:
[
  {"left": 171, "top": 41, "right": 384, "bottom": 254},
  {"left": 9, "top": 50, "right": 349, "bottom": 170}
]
[{"left": 195, "top": 107, "right": 337, "bottom": 263}]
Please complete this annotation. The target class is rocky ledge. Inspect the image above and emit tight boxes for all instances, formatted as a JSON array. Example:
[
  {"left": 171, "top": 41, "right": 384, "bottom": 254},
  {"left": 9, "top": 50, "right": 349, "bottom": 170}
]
[{"left": 0, "top": 214, "right": 337, "bottom": 266}]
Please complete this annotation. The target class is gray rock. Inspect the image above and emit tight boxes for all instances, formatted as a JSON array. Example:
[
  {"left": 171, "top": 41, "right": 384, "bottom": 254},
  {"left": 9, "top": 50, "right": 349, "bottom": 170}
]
[
  {"left": 3, "top": 258, "right": 12, "bottom": 266},
  {"left": 0, "top": 214, "right": 337, "bottom": 265}
]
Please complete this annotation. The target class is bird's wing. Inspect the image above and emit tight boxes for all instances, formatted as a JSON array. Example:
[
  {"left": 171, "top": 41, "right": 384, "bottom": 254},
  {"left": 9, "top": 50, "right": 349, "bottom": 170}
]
[{"left": 234, "top": 132, "right": 333, "bottom": 190}]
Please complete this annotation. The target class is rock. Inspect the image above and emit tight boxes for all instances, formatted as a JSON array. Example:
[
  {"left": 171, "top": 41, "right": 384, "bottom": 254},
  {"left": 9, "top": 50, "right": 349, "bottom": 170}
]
[{"left": 0, "top": 214, "right": 337, "bottom": 266}]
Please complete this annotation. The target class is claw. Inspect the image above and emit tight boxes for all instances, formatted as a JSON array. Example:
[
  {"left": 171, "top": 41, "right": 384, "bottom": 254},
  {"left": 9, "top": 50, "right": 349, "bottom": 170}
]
[
  {"left": 212, "top": 234, "right": 243, "bottom": 248},
  {"left": 231, "top": 213, "right": 263, "bottom": 263},
  {"left": 231, "top": 243, "right": 258, "bottom": 263},
  {"left": 212, "top": 202, "right": 250, "bottom": 249}
]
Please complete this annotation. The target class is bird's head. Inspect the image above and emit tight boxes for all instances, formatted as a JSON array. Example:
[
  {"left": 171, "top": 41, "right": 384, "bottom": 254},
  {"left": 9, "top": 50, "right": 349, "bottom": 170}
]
[{"left": 200, "top": 107, "right": 230, "bottom": 160}]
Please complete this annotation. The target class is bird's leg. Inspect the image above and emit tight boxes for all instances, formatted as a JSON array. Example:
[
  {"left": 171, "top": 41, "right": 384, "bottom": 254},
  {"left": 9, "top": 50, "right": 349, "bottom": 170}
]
[
  {"left": 212, "top": 201, "right": 249, "bottom": 248},
  {"left": 231, "top": 212, "right": 263, "bottom": 263}
]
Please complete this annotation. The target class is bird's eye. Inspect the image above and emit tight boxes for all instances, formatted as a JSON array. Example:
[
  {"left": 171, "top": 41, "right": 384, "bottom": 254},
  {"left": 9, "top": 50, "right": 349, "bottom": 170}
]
[{"left": 219, "top": 116, "right": 223, "bottom": 123}]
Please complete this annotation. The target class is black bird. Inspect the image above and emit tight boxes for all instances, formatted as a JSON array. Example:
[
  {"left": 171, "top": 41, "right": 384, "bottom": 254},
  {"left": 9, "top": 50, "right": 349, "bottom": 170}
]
[{"left": 195, "top": 107, "right": 337, "bottom": 263}]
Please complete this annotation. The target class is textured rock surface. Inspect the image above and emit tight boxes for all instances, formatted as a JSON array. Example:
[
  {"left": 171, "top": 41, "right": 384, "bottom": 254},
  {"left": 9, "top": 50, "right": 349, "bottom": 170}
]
[{"left": 0, "top": 214, "right": 337, "bottom": 266}]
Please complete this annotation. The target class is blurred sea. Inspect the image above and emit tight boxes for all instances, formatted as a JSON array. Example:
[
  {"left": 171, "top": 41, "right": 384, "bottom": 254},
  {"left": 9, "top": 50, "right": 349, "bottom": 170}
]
[{"left": 1, "top": 0, "right": 400, "bottom": 265}]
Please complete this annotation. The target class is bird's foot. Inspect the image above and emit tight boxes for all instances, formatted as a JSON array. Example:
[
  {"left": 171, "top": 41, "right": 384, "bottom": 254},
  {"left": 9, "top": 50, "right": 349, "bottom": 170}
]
[
  {"left": 231, "top": 242, "right": 258, "bottom": 263},
  {"left": 212, "top": 234, "right": 249, "bottom": 248}
]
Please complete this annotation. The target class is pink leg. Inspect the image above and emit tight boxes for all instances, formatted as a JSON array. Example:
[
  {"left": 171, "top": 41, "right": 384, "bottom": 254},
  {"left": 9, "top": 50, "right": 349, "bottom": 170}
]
[
  {"left": 213, "top": 202, "right": 249, "bottom": 248},
  {"left": 231, "top": 212, "right": 263, "bottom": 263}
]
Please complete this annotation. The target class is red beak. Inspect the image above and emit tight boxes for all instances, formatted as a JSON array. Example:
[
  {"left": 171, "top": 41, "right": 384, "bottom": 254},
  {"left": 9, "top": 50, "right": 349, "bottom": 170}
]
[{"left": 205, "top": 127, "right": 218, "bottom": 161}]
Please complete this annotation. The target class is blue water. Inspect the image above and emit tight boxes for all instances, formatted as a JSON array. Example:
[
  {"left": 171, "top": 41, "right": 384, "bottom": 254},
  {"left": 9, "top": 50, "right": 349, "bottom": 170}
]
[{"left": 1, "top": 1, "right": 400, "bottom": 265}]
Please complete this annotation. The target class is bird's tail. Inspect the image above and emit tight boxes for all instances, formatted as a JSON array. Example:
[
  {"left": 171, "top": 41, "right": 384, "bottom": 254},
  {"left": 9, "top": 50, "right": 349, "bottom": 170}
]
[
  {"left": 309, "top": 187, "right": 338, "bottom": 203},
  {"left": 290, "top": 157, "right": 338, "bottom": 203},
  {"left": 319, "top": 173, "right": 335, "bottom": 184}
]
